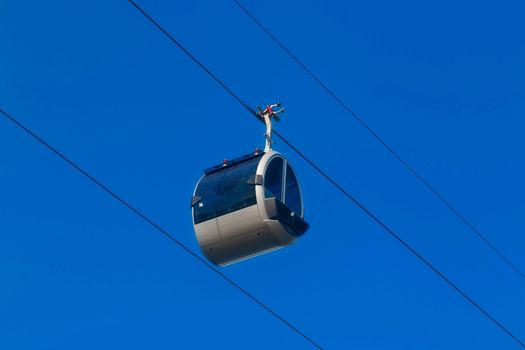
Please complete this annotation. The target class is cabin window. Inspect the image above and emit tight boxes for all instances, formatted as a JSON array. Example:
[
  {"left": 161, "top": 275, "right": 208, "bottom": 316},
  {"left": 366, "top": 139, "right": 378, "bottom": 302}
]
[
  {"left": 285, "top": 164, "right": 302, "bottom": 215},
  {"left": 264, "top": 157, "right": 283, "bottom": 201},
  {"left": 193, "top": 156, "right": 260, "bottom": 224}
]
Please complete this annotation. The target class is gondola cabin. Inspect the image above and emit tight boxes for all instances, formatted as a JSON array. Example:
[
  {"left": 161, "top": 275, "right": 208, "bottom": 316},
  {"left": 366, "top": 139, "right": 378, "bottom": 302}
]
[{"left": 191, "top": 149, "right": 309, "bottom": 266}]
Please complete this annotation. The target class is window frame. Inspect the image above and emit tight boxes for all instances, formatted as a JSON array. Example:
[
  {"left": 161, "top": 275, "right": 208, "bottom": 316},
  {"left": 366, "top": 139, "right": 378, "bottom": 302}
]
[
  {"left": 263, "top": 155, "right": 304, "bottom": 218},
  {"left": 263, "top": 156, "right": 285, "bottom": 202}
]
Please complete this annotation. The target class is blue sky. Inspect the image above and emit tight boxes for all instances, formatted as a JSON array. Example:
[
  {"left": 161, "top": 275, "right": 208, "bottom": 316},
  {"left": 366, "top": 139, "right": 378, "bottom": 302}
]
[{"left": 1, "top": 0, "right": 525, "bottom": 348}]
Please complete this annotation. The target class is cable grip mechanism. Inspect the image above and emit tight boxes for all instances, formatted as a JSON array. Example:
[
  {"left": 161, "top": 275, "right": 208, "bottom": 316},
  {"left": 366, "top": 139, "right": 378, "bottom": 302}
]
[{"left": 256, "top": 102, "right": 285, "bottom": 151}]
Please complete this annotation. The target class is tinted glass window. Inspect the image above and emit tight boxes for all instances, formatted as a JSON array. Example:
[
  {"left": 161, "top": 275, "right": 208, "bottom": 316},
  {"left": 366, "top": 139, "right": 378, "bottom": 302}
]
[
  {"left": 264, "top": 157, "right": 283, "bottom": 200},
  {"left": 285, "top": 164, "right": 302, "bottom": 215},
  {"left": 194, "top": 157, "right": 260, "bottom": 224},
  {"left": 193, "top": 172, "right": 223, "bottom": 223}
]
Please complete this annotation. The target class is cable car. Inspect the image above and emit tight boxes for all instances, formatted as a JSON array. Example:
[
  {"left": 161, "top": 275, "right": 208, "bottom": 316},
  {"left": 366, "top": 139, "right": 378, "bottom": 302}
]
[{"left": 191, "top": 103, "right": 309, "bottom": 266}]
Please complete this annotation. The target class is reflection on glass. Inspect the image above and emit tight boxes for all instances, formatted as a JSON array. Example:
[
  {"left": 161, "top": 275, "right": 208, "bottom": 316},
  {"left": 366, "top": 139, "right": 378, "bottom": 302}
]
[
  {"left": 194, "top": 157, "right": 260, "bottom": 224},
  {"left": 285, "top": 164, "right": 302, "bottom": 215},
  {"left": 264, "top": 157, "right": 283, "bottom": 200}
]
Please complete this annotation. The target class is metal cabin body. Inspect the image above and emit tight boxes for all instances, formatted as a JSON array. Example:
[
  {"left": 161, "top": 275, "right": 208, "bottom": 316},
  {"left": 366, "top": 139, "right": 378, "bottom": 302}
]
[{"left": 191, "top": 149, "right": 308, "bottom": 266}]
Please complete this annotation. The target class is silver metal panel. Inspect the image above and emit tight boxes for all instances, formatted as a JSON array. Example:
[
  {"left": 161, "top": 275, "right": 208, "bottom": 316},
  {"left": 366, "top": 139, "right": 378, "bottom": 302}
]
[
  {"left": 220, "top": 246, "right": 283, "bottom": 267},
  {"left": 211, "top": 205, "right": 273, "bottom": 265},
  {"left": 217, "top": 204, "right": 263, "bottom": 241},
  {"left": 212, "top": 229, "right": 282, "bottom": 266},
  {"left": 194, "top": 218, "right": 220, "bottom": 248},
  {"left": 264, "top": 220, "right": 296, "bottom": 247}
]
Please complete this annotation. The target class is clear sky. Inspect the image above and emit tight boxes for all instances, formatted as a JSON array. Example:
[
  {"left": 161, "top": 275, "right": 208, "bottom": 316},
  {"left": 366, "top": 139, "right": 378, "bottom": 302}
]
[{"left": 1, "top": 0, "right": 525, "bottom": 349}]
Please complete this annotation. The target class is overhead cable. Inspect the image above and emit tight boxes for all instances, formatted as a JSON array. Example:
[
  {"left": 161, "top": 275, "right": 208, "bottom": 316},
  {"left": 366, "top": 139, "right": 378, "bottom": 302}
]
[
  {"left": 0, "top": 107, "right": 323, "bottom": 350},
  {"left": 126, "top": 1, "right": 525, "bottom": 347},
  {"left": 231, "top": 0, "right": 525, "bottom": 282}
]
